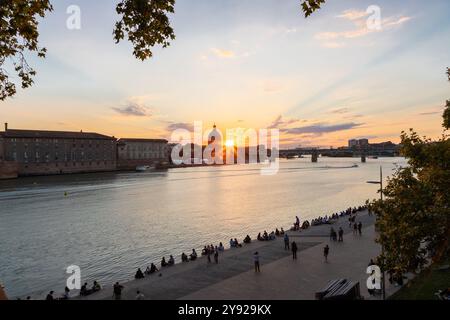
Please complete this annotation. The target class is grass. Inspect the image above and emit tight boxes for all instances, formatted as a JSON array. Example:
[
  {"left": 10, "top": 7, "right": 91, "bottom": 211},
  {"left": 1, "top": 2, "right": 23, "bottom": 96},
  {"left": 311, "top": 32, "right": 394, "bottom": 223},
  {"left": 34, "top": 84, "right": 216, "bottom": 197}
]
[{"left": 390, "top": 259, "right": 450, "bottom": 300}]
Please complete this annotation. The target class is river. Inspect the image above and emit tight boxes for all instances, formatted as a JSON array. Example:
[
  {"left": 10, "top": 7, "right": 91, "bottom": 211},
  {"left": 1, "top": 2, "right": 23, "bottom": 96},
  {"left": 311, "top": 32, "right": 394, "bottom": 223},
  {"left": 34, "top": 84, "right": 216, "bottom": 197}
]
[{"left": 0, "top": 157, "right": 406, "bottom": 298}]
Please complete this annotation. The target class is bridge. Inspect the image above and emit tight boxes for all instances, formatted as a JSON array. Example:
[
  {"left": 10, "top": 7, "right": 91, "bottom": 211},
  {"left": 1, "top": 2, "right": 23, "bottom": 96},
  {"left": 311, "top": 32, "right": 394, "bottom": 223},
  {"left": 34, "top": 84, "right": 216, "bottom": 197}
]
[{"left": 279, "top": 148, "right": 368, "bottom": 163}]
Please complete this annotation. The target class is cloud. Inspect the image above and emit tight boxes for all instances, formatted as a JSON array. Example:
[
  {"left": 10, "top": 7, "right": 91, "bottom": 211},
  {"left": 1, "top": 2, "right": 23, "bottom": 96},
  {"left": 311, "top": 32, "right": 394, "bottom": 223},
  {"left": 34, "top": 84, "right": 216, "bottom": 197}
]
[
  {"left": 330, "top": 107, "right": 351, "bottom": 114},
  {"left": 384, "top": 16, "right": 412, "bottom": 28},
  {"left": 281, "top": 122, "right": 363, "bottom": 135},
  {"left": 268, "top": 115, "right": 300, "bottom": 129},
  {"left": 166, "top": 122, "right": 195, "bottom": 132},
  {"left": 354, "top": 135, "right": 378, "bottom": 140},
  {"left": 112, "top": 102, "right": 151, "bottom": 117},
  {"left": 419, "top": 111, "right": 441, "bottom": 116},
  {"left": 315, "top": 9, "right": 412, "bottom": 47},
  {"left": 322, "top": 42, "right": 345, "bottom": 48},
  {"left": 210, "top": 48, "right": 235, "bottom": 58},
  {"left": 337, "top": 9, "right": 369, "bottom": 21}
]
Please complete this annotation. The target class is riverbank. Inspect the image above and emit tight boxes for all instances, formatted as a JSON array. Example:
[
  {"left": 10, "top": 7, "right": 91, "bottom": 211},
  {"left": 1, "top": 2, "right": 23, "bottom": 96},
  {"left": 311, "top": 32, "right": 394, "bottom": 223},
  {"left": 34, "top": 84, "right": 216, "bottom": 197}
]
[{"left": 71, "top": 209, "right": 404, "bottom": 300}]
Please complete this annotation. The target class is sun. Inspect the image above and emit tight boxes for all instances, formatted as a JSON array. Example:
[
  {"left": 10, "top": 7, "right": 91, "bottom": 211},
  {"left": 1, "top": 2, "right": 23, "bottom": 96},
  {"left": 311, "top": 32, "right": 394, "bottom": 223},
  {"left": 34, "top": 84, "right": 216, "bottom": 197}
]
[{"left": 225, "top": 139, "right": 235, "bottom": 147}]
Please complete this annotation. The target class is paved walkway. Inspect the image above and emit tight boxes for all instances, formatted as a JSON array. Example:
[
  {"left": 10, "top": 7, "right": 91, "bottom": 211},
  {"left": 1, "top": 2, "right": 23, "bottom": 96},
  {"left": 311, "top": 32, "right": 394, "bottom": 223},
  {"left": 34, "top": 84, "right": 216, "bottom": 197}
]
[{"left": 78, "top": 210, "right": 398, "bottom": 300}]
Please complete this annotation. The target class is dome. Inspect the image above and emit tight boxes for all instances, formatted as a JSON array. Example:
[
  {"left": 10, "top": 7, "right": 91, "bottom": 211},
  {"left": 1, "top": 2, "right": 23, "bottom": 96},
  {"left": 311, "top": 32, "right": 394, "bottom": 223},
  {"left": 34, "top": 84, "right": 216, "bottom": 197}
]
[{"left": 208, "top": 123, "right": 220, "bottom": 144}]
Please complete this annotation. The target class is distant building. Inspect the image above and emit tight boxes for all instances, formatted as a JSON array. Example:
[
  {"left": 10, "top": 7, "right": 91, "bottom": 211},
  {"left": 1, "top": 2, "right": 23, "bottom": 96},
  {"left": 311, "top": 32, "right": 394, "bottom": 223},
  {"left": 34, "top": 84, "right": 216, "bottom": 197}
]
[
  {"left": 117, "top": 138, "right": 168, "bottom": 170},
  {"left": 348, "top": 139, "right": 358, "bottom": 148},
  {"left": 0, "top": 123, "right": 117, "bottom": 177},
  {"left": 358, "top": 138, "right": 369, "bottom": 146},
  {"left": 349, "top": 138, "right": 369, "bottom": 148}
]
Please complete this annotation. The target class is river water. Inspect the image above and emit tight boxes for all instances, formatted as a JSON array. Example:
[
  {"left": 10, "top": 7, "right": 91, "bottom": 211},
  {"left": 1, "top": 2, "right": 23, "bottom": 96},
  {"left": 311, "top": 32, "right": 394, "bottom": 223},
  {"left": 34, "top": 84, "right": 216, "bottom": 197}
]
[{"left": 0, "top": 157, "right": 405, "bottom": 298}]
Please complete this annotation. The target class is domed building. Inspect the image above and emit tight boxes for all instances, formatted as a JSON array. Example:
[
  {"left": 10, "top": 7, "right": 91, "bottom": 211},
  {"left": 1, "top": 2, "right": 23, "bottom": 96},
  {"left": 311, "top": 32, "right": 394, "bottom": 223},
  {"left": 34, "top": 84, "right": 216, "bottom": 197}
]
[{"left": 208, "top": 123, "right": 221, "bottom": 146}]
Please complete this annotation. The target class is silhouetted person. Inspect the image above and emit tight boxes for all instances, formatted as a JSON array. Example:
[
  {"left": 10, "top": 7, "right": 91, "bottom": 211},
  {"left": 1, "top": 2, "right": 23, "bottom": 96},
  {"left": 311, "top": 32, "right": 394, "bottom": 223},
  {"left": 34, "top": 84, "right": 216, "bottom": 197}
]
[
  {"left": 80, "top": 283, "right": 88, "bottom": 296},
  {"left": 62, "top": 286, "right": 70, "bottom": 300},
  {"left": 338, "top": 227, "right": 344, "bottom": 242},
  {"left": 46, "top": 291, "right": 54, "bottom": 300},
  {"left": 214, "top": 250, "right": 219, "bottom": 264},
  {"left": 323, "top": 245, "right": 329, "bottom": 262},
  {"left": 292, "top": 241, "right": 298, "bottom": 260},
  {"left": 254, "top": 252, "right": 260, "bottom": 272},
  {"left": 135, "top": 268, "right": 144, "bottom": 279},
  {"left": 92, "top": 281, "right": 101, "bottom": 293},
  {"left": 190, "top": 249, "right": 197, "bottom": 261},
  {"left": 113, "top": 282, "right": 124, "bottom": 300},
  {"left": 358, "top": 222, "right": 362, "bottom": 235},
  {"left": 135, "top": 290, "right": 145, "bottom": 300},
  {"left": 284, "top": 233, "right": 290, "bottom": 250}
]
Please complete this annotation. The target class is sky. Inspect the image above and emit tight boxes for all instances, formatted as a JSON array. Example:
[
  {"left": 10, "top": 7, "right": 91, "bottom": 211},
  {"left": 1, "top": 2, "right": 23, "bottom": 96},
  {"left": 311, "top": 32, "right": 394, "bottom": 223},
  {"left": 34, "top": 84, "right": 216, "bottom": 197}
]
[{"left": 1, "top": 0, "right": 449, "bottom": 148}]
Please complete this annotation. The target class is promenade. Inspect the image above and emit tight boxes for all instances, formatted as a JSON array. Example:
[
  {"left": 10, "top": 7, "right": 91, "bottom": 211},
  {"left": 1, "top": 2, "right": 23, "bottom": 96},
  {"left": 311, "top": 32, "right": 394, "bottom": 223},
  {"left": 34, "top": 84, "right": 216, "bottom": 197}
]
[{"left": 80, "top": 210, "right": 401, "bottom": 300}]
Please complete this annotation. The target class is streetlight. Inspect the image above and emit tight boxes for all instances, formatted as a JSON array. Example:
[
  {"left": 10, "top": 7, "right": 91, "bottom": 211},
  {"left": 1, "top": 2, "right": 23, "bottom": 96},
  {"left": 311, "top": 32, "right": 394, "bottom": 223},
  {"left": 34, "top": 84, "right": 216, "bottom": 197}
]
[{"left": 366, "top": 165, "right": 386, "bottom": 300}]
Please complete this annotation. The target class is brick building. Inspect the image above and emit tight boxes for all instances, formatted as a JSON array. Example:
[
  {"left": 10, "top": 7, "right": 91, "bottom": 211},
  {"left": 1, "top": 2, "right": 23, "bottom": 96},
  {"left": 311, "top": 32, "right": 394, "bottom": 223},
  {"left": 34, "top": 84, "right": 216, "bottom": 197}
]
[
  {"left": 117, "top": 138, "right": 168, "bottom": 170},
  {"left": 0, "top": 124, "right": 117, "bottom": 177}
]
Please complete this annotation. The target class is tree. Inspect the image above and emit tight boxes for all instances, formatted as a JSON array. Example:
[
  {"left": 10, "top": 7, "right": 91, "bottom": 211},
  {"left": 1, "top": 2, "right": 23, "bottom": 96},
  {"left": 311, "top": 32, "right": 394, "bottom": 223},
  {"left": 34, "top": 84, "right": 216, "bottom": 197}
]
[
  {"left": 443, "top": 68, "right": 450, "bottom": 129},
  {"left": 0, "top": 0, "right": 53, "bottom": 100},
  {"left": 0, "top": 0, "right": 325, "bottom": 100},
  {"left": 369, "top": 70, "right": 450, "bottom": 276}
]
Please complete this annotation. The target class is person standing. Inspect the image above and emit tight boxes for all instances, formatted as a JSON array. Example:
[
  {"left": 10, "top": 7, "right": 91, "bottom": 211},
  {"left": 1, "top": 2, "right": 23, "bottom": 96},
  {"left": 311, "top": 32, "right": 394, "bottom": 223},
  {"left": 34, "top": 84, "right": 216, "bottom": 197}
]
[
  {"left": 284, "top": 233, "right": 290, "bottom": 250},
  {"left": 113, "top": 282, "right": 124, "bottom": 300},
  {"left": 358, "top": 222, "right": 362, "bottom": 235},
  {"left": 323, "top": 245, "right": 329, "bottom": 262},
  {"left": 329, "top": 227, "right": 335, "bottom": 241},
  {"left": 291, "top": 241, "right": 298, "bottom": 260},
  {"left": 338, "top": 227, "right": 344, "bottom": 242},
  {"left": 353, "top": 222, "right": 358, "bottom": 235},
  {"left": 254, "top": 252, "right": 260, "bottom": 272},
  {"left": 214, "top": 250, "right": 219, "bottom": 264}
]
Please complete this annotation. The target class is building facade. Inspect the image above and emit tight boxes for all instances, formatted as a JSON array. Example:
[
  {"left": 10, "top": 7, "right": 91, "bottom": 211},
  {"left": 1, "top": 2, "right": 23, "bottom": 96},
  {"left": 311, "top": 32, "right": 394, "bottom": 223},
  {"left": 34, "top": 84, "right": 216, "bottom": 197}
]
[
  {"left": 0, "top": 124, "right": 117, "bottom": 177},
  {"left": 117, "top": 138, "right": 168, "bottom": 170}
]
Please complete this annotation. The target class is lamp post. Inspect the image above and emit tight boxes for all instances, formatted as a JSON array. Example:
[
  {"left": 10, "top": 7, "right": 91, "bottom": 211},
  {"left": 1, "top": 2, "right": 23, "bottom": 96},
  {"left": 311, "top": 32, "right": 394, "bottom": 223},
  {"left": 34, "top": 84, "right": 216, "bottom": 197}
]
[{"left": 366, "top": 165, "right": 386, "bottom": 300}]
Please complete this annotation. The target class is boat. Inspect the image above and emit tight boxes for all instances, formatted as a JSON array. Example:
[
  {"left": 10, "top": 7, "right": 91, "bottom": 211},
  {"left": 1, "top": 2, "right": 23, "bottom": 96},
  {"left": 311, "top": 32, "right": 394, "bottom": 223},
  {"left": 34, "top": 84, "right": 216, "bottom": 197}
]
[{"left": 135, "top": 165, "right": 154, "bottom": 172}]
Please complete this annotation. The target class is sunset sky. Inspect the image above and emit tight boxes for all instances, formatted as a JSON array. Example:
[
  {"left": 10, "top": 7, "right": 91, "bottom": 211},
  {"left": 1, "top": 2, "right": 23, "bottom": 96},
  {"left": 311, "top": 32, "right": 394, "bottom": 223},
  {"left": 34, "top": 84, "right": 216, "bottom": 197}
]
[{"left": 1, "top": 0, "right": 449, "bottom": 147}]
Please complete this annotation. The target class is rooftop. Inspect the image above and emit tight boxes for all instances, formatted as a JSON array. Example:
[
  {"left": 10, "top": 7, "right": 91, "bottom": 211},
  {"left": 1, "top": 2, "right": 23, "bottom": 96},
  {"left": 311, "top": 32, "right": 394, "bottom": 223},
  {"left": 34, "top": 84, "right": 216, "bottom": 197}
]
[
  {"left": 117, "top": 138, "right": 168, "bottom": 143},
  {"left": 0, "top": 129, "right": 116, "bottom": 140}
]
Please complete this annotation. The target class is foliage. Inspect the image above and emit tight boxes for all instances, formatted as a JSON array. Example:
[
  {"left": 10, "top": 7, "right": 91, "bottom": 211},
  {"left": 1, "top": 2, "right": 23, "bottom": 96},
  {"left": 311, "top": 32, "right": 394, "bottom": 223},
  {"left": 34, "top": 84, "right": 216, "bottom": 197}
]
[
  {"left": 369, "top": 71, "right": 450, "bottom": 275},
  {"left": 389, "top": 258, "right": 450, "bottom": 300},
  {"left": 113, "top": 0, "right": 176, "bottom": 61},
  {"left": 0, "top": 0, "right": 53, "bottom": 100},
  {"left": 300, "top": 0, "right": 326, "bottom": 17},
  {"left": 444, "top": 68, "right": 450, "bottom": 129}
]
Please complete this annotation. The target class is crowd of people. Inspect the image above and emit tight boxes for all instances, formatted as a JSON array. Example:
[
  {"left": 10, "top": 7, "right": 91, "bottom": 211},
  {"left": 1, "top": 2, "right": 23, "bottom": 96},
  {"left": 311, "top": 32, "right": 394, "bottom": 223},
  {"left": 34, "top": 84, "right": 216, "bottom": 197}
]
[
  {"left": 257, "top": 230, "right": 281, "bottom": 241},
  {"left": 37, "top": 204, "right": 371, "bottom": 300},
  {"left": 310, "top": 205, "right": 368, "bottom": 227}
]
